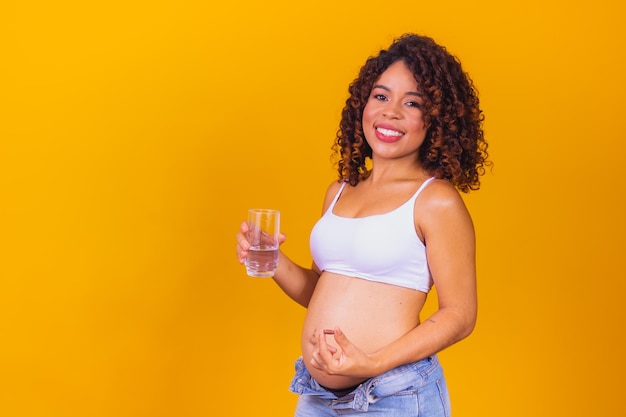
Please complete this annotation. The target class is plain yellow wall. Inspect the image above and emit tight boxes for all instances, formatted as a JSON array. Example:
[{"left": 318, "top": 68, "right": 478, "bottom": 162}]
[{"left": 1, "top": 0, "right": 625, "bottom": 416}]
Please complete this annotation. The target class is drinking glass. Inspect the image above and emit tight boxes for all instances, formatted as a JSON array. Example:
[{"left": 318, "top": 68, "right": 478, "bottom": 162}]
[{"left": 245, "top": 209, "right": 280, "bottom": 277}]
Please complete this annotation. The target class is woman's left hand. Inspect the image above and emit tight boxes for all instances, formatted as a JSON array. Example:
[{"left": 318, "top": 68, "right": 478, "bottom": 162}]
[{"left": 309, "top": 327, "right": 376, "bottom": 378}]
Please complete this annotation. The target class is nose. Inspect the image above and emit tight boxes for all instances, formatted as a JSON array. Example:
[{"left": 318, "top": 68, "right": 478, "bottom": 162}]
[{"left": 382, "top": 101, "right": 402, "bottom": 119}]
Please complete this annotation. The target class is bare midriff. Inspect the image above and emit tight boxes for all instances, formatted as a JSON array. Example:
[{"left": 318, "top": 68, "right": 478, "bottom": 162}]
[{"left": 301, "top": 272, "right": 427, "bottom": 389}]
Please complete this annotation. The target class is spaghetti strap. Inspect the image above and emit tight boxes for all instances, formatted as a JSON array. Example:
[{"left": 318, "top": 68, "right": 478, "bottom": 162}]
[
  {"left": 414, "top": 177, "right": 436, "bottom": 198},
  {"left": 327, "top": 181, "right": 348, "bottom": 211},
  {"left": 407, "top": 177, "right": 436, "bottom": 206}
]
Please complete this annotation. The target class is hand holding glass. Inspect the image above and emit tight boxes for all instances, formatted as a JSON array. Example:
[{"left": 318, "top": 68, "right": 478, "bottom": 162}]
[{"left": 245, "top": 209, "right": 280, "bottom": 277}]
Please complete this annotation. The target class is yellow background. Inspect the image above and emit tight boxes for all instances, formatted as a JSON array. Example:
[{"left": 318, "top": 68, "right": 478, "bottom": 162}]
[{"left": 1, "top": 0, "right": 625, "bottom": 416}]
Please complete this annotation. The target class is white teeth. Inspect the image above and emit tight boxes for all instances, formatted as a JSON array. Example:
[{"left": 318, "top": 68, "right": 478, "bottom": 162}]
[{"left": 376, "top": 127, "right": 403, "bottom": 137}]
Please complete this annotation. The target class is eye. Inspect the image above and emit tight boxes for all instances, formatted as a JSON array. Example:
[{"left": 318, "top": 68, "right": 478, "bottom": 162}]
[
  {"left": 405, "top": 100, "right": 423, "bottom": 109},
  {"left": 372, "top": 93, "right": 388, "bottom": 101}
]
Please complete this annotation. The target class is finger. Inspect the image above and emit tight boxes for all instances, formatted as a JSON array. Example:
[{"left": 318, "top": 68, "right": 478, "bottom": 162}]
[
  {"left": 322, "top": 329, "right": 338, "bottom": 354},
  {"left": 235, "top": 246, "right": 244, "bottom": 263},
  {"left": 237, "top": 234, "right": 250, "bottom": 251},
  {"left": 319, "top": 329, "right": 338, "bottom": 362},
  {"left": 235, "top": 237, "right": 246, "bottom": 253},
  {"left": 236, "top": 245, "right": 247, "bottom": 264},
  {"left": 309, "top": 330, "right": 325, "bottom": 371},
  {"left": 236, "top": 233, "right": 250, "bottom": 251},
  {"left": 310, "top": 350, "right": 325, "bottom": 371},
  {"left": 332, "top": 327, "right": 351, "bottom": 351},
  {"left": 235, "top": 236, "right": 250, "bottom": 264},
  {"left": 318, "top": 329, "right": 329, "bottom": 352},
  {"left": 278, "top": 233, "right": 287, "bottom": 245}
]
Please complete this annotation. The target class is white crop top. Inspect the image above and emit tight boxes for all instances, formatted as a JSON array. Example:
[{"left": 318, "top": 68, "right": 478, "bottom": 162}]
[{"left": 310, "top": 177, "right": 435, "bottom": 293}]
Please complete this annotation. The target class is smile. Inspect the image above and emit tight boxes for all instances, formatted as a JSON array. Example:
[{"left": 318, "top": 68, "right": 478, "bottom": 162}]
[
  {"left": 376, "top": 127, "right": 404, "bottom": 137},
  {"left": 374, "top": 126, "right": 405, "bottom": 143}
]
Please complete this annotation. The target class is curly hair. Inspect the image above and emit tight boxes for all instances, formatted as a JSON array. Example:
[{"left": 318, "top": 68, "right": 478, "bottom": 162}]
[{"left": 334, "top": 33, "right": 491, "bottom": 192}]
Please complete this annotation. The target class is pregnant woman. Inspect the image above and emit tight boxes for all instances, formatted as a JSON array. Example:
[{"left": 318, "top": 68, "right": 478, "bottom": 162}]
[{"left": 236, "top": 33, "right": 490, "bottom": 416}]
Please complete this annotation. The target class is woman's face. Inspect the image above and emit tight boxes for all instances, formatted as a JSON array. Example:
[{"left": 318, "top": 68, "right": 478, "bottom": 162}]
[{"left": 362, "top": 60, "right": 427, "bottom": 162}]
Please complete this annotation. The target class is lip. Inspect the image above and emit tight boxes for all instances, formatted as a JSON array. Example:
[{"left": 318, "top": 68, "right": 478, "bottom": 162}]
[{"left": 374, "top": 124, "right": 405, "bottom": 143}]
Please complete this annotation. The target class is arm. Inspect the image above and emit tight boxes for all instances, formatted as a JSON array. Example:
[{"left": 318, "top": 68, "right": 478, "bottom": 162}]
[
  {"left": 236, "top": 181, "right": 343, "bottom": 308},
  {"left": 374, "top": 181, "right": 477, "bottom": 367},
  {"left": 312, "top": 180, "right": 477, "bottom": 377},
  {"left": 271, "top": 253, "right": 321, "bottom": 308},
  {"left": 236, "top": 221, "right": 319, "bottom": 307}
]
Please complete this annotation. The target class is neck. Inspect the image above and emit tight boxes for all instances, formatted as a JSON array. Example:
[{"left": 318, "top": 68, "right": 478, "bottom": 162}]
[{"left": 367, "top": 158, "right": 427, "bottom": 184}]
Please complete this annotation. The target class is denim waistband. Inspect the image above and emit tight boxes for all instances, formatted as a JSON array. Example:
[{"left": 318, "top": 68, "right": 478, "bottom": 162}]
[{"left": 289, "top": 355, "right": 442, "bottom": 412}]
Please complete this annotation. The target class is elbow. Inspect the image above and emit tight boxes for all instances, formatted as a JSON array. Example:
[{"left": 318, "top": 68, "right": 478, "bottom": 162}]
[
  {"left": 445, "top": 305, "right": 476, "bottom": 342},
  {"left": 458, "top": 310, "right": 477, "bottom": 341},
  {"left": 460, "top": 318, "right": 476, "bottom": 340}
]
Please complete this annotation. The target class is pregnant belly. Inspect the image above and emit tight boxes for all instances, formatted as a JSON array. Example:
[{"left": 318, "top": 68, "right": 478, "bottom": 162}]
[{"left": 301, "top": 273, "right": 426, "bottom": 389}]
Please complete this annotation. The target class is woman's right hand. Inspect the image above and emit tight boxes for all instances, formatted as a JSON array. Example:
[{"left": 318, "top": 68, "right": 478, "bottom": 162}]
[
  {"left": 236, "top": 221, "right": 286, "bottom": 264},
  {"left": 235, "top": 221, "right": 251, "bottom": 264}
]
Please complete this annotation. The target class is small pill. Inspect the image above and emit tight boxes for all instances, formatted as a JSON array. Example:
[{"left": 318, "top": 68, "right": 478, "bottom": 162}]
[{"left": 323, "top": 329, "right": 335, "bottom": 335}]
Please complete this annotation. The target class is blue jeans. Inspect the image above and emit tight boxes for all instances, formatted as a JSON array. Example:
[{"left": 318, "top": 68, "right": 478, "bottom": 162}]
[{"left": 289, "top": 355, "right": 451, "bottom": 416}]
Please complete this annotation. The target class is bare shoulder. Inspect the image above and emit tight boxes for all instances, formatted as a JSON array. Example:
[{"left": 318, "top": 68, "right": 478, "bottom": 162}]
[
  {"left": 415, "top": 178, "right": 473, "bottom": 227},
  {"left": 321, "top": 180, "right": 344, "bottom": 214},
  {"left": 326, "top": 179, "right": 344, "bottom": 194}
]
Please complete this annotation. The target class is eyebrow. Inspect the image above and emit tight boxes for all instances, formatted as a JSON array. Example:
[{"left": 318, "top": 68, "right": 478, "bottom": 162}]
[{"left": 372, "top": 84, "right": 422, "bottom": 97}]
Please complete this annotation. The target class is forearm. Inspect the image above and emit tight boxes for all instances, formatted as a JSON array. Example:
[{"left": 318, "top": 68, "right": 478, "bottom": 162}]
[
  {"left": 371, "top": 306, "right": 476, "bottom": 374},
  {"left": 272, "top": 251, "right": 320, "bottom": 308}
]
